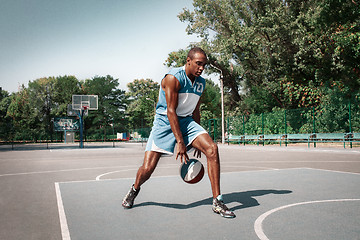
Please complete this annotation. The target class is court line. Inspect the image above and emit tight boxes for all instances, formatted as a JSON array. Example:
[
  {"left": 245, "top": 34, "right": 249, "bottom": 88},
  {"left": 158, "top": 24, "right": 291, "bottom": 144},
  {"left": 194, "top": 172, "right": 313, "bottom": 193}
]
[
  {"left": 1, "top": 157, "right": 358, "bottom": 178},
  {"left": 254, "top": 198, "right": 360, "bottom": 240},
  {"left": 94, "top": 167, "right": 319, "bottom": 183},
  {"left": 302, "top": 167, "right": 360, "bottom": 175},
  {"left": 224, "top": 160, "right": 360, "bottom": 163},
  {"left": 220, "top": 145, "right": 360, "bottom": 154},
  {"left": 95, "top": 168, "right": 142, "bottom": 180},
  {"left": 95, "top": 165, "right": 180, "bottom": 180},
  {"left": 0, "top": 165, "right": 170, "bottom": 177},
  {"left": 221, "top": 165, "right": 278, "bottom": 170},
  {"left": 55, "top": 182, "right": 71, "bottom": 240},
  {"left": 94, "top": 163, "right": 279, "bottom": 180}
]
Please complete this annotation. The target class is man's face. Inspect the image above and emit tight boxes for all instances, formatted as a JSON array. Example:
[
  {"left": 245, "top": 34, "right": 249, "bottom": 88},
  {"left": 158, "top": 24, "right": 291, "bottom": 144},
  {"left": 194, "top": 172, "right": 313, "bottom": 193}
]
[{"left": 187, "top": 52, "right": 207, "bottom": 78}]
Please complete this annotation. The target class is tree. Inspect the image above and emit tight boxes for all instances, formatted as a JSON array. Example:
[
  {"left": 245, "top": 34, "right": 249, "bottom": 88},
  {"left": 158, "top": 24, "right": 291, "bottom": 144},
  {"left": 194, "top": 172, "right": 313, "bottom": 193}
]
[
  {"left": 126, "top": 79, "right": 160, "bottom": 129},
  {"left": 27, "top": 77, "right": 57, "bottom": 138},
  {"left": 6, "top": 87, "right": 39, "bottom": 141},
  {"left": 0, "top": 89, "right": 12, "bottom": 140},
  {"left": 178, "top": 0, "right": 360, "bottom": 113},
  {"left": 5, "top": 76, "right": 81, "bottom": 141},
  {"left": 82, "top": 75, "right": 128, "bottom": 138},
  {"left": 52, "top": 75, "right": 82, "bottom": 116},
  {"left": 200, "top": 78, "right": 221, "bottom": 120}
]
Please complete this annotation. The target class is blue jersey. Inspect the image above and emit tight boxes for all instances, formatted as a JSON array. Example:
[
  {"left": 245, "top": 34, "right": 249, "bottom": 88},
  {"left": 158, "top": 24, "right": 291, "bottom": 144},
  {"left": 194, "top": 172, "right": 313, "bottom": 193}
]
[{"left": 156, "top": 66, "right": 206, "bottom": 117}]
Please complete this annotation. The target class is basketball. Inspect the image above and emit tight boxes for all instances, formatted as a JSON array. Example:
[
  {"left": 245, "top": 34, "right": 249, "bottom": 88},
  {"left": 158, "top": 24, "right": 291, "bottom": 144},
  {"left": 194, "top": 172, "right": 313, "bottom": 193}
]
[{"left": 180, "top": 159, "right": 205, "bottom": 184}]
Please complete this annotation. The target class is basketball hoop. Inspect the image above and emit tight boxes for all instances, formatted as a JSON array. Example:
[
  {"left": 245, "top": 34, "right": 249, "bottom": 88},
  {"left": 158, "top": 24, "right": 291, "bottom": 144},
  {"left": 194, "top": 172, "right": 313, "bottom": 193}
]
[
  {"left": 82, "top": 106, "right": 89, "bottom": 116},
  {"left": 71, "top": 95, "right": 98, "bottom": 148}
]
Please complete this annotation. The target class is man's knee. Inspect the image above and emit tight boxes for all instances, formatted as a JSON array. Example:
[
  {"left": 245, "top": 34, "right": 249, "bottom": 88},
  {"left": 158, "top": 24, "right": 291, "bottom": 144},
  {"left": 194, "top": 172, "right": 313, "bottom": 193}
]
[
  {"left": 205, "top": 142, "right": 219, "bottom": 159},
  {"left": 141, "top": 163, "right": 156, "bottom": 174}
]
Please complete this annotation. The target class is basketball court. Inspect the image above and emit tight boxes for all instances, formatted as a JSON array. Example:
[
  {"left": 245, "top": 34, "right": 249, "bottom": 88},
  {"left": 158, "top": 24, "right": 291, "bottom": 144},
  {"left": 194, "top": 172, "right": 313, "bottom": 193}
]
[{"left": 1, "top": 143, "right": 360, "bottom": 239}]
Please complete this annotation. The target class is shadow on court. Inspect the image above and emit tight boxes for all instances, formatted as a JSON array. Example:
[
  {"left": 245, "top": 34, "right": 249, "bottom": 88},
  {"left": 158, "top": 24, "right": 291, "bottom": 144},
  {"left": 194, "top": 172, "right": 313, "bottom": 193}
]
[{"left": 135, "top": 189, "right": 292, "bottom": 211}]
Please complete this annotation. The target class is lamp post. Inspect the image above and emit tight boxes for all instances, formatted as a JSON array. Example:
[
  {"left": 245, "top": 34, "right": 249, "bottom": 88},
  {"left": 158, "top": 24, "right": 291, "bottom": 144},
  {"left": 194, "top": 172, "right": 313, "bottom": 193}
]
[
  {"left": 110, "top": 122, "right": 115, "bottom": 148},
  {"left": 210, "top": 64, "right": 225, "bottom": 144}
]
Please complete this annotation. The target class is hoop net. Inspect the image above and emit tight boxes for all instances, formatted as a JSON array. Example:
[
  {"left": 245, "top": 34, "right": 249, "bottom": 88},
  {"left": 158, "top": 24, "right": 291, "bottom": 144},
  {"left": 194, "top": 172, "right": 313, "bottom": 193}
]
[{"left": 82, "top": 106, "right": 89, "bottom": 116}]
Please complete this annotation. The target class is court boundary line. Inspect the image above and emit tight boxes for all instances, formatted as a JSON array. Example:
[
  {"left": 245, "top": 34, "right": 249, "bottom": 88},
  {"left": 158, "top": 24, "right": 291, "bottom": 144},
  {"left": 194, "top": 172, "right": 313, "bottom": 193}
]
[
  {"left": 1, "top": 158, "right": 358, "bottom": 178},
  {"left": 55, "top": 167, "right": 303, "bottom": 185},
  {"left": 302, "top": 167, "right": 360, "bottom": 176},
  {"left": 0, "top": 164, "right": 159, "bottom": 178},
  {"left": 95, "top": 164, "right": 278, "bottom": 181},
  {"left": 254, "top": 198, "right": 360, "bottom": 240},
  {"left": 55, "top": 182, "right": 71, "bottom": 240},
  {"left": 220, "top": 145, "right": 360, "bottom": 154}
]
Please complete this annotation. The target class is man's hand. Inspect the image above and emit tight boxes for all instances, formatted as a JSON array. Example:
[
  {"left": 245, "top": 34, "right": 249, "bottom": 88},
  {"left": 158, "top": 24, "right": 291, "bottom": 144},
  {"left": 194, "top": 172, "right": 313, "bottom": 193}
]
[
  {"left": 193, "top": 148, "right": 202, "bottom": 158},
  {"left": 176, "top": 141, "right": 189, "bottom": 164}
]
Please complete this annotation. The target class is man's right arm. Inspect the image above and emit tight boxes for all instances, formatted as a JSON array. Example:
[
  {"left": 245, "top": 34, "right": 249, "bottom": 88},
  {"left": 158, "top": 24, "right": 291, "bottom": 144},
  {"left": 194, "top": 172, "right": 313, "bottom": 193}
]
[{"left": 162, "top": 74, "right": 189, "bottom": 163}]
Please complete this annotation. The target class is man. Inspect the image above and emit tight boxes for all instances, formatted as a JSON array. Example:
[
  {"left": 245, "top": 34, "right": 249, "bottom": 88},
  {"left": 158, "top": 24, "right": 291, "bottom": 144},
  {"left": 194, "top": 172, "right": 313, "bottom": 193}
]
[{"left": 122, "top": 47, "right": 235, "bottom": 218}]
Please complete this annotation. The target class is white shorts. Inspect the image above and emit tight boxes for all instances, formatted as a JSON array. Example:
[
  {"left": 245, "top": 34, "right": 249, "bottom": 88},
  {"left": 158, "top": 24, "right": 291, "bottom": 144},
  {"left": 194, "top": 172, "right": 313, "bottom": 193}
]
[{"left": 145, "top": 114, "right": 207, "bottom": 155}]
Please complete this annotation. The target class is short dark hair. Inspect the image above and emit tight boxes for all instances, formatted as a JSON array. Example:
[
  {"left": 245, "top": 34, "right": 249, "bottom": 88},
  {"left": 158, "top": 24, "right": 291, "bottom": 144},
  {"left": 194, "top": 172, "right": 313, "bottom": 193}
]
[{"left": 187, "top": 47, "right": 207, "bottom": 59}]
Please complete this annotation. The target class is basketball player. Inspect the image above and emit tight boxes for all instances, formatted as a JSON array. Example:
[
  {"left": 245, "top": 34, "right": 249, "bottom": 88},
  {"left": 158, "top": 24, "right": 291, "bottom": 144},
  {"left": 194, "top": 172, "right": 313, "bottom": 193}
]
[{"left": 122, "top": 47, "right": 235, "bottom": 218}]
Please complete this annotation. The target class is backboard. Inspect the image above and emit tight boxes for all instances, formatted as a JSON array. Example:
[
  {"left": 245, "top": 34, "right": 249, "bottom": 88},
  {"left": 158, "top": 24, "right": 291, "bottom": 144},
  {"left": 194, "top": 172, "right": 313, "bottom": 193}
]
[{"left": 72, "top": 95, "right": 98, "bottom": 110}]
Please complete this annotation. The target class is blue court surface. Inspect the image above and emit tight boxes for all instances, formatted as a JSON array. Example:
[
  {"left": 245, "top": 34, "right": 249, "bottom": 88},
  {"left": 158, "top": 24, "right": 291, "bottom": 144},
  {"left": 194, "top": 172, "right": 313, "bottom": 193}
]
[{"left": 56, "top": 168, "right": 360, "bottom": 240}]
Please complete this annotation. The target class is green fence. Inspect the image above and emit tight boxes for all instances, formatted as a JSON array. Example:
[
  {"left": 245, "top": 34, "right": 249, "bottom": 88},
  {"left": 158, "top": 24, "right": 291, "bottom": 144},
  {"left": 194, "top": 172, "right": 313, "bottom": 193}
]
[
  {"left": 2, "top": 100, "right": 359, "bottom": 148},
  {"left": 209, "top": 101, "right": 360, "bottom": 147}
]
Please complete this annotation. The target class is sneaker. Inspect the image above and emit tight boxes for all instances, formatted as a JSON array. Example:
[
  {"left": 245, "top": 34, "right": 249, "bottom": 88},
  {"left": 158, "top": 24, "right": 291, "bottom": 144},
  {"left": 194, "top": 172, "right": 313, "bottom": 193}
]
[
  {"left": 212, "top": 198, "right": 236, "bottom": 218},
  {"left": 122, "top": 185, "right": 140, "bottom": 209}
]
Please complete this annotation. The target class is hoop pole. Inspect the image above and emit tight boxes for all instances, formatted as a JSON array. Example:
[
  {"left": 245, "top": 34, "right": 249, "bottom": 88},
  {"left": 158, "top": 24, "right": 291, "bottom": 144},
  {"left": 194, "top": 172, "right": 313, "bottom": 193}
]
[{"left": 79, "top": 109, "right": 84, "bottom": 148}]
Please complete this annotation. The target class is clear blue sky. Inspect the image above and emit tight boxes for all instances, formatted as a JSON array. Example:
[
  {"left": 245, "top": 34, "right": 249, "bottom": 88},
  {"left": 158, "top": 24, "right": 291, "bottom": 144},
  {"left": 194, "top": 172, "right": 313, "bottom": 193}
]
[{"left": 0, "top": 0, "right": 206, "bottom": 93}]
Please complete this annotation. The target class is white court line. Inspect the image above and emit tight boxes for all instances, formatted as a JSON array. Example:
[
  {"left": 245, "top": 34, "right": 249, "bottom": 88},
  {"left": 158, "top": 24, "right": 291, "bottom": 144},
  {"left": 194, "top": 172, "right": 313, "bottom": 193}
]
[
  {"left": 95, "top": 168, "right": 140, "bottom": 180},
  {"left": 221, "top": 165, "right": 278, "bottom": 170},
  {"left": 95, "top": 165, "right": 180, "bottom": 180},
  {"left": 220, "top": 145, "right": 360, "bottom": 153},
  {"left": 302, "top": 167, "right": 360, "bottom": 175},
  {"left": 0, "top": 165, "right": 151, "bottom": 177},
  {"left": 55, "top": 183, "right": 71, "bottom": 240},
  {"left": 57, "top": 167, "right": 296, "bottom": 184},
  {"left": 224, "top": 160, "right": 360, "bottom": 163},
  {"left": 254, "top": 199, "right": 360, "bottom": 240},
  {"left": 1, "top": 158, "right": 358, "bottom": 178},
  {"left": 95, "top": 163, "right": 277, "bottom": 181}
]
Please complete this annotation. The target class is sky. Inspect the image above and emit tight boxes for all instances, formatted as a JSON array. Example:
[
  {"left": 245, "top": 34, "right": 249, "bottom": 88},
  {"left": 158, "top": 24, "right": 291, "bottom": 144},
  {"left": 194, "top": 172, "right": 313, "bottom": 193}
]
[{"left": 0, "top": 0, "right": 209, "bottom": 93}]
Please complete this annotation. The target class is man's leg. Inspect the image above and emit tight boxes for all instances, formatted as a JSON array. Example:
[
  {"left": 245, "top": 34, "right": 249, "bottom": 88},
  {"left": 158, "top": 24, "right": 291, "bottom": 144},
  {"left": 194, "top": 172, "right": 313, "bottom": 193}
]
[
  {"left": 134, "top": 151, "right": 162, "bottom": 190},
  {"left": 191, "top": 133, "right": 220, "bottom": 198},
  {"left": 122, "top": 151, "right": 161, "bottom": 208},
  {"left": 191, "top": 133, "right": 235, "bottom": 218}
]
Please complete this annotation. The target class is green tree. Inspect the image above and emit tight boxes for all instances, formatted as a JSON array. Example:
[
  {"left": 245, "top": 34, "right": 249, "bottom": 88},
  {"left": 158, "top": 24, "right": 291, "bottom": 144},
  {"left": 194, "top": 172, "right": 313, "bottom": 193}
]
[
  {"left": 0, "top": 89, "right": 12, "bottom": 140},
  {"left": 82, "top": 75, "right": 128, "bottom": 138},
  {"left": 6, "top": 88, "right": 39, "bottom": 141},
  {"left": 52, "top": 75, "right": 82, "bottom": 116},
  {"left": 5, "top": 76, "right": 82, "bottom": 141},
  {"left": 178, "top": 0, "right": 360, "bottom": 113},
  {"left": 200, "top": 79, "right": 221, "bottom": 121},
  {"left": 126, "top": 79, "right": 159, "bottom": 129},
  {"left": 27, "top": 77, "right": 56, "bottom": 138}
]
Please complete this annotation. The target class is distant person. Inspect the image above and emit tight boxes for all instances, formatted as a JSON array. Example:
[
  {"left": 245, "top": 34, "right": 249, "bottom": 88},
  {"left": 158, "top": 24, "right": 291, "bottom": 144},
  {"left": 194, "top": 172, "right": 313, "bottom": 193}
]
[{"left": 122, "top": 47, "right": 235, "bottom": 218}]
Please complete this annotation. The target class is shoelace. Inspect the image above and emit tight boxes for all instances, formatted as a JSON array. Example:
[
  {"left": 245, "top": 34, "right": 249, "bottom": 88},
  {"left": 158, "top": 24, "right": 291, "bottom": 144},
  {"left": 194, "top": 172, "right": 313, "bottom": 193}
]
[
  {"left": 124, "top": 189, "right": 136, "bottom": 200},
  {"left": 215, "top": 199, "right": 229, "bottom": 211}
]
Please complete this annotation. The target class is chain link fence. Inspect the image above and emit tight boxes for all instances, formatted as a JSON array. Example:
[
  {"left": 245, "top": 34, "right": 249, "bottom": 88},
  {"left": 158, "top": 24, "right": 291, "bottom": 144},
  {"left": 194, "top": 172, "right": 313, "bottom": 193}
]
[
  {"left": 208, "top": 101, "right": 360, "bottom": 147},
  {"left": 2, "top": 100, "right": 359, "bottom": 148}
]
